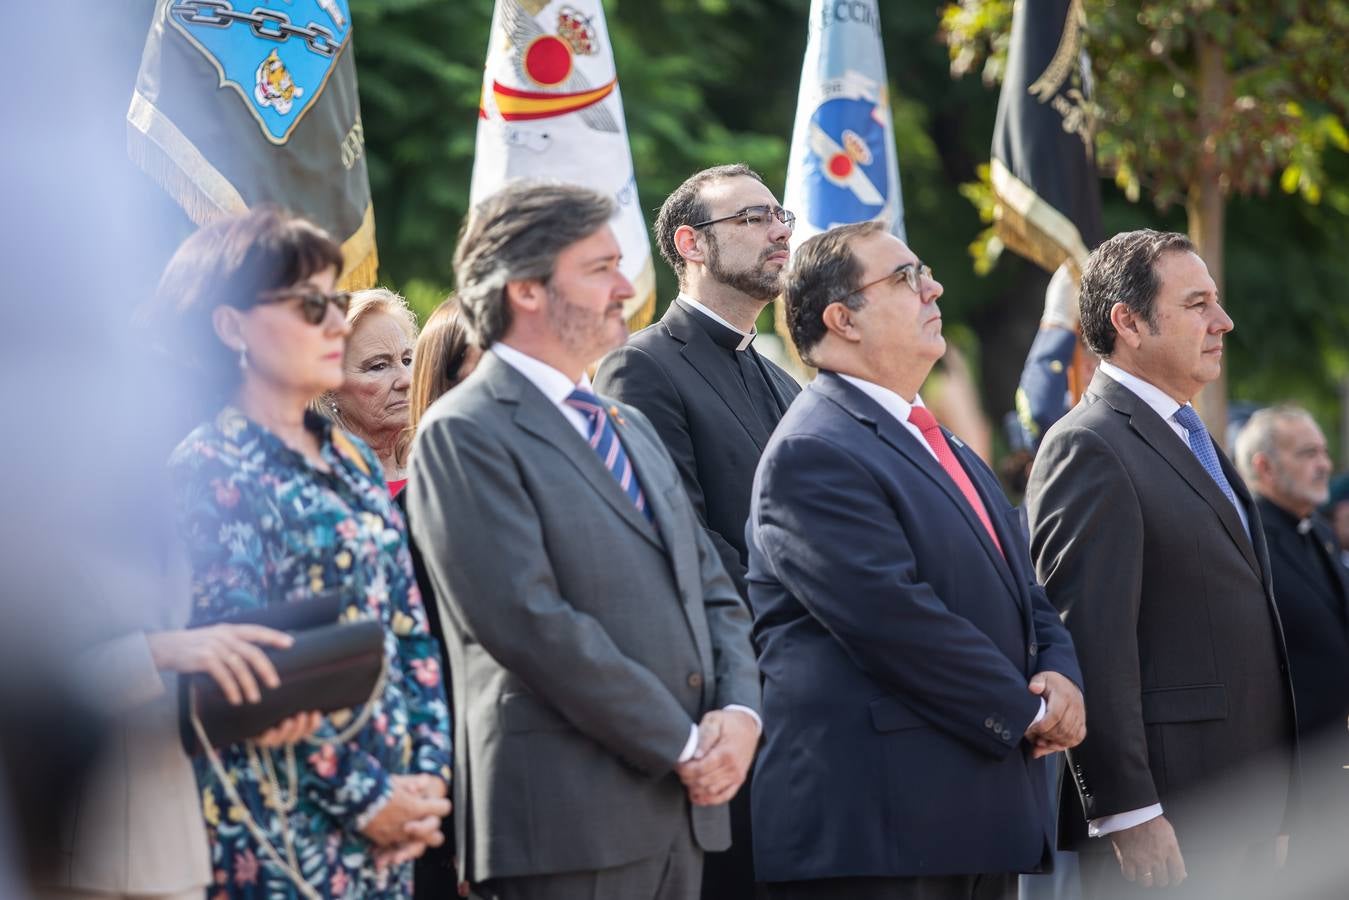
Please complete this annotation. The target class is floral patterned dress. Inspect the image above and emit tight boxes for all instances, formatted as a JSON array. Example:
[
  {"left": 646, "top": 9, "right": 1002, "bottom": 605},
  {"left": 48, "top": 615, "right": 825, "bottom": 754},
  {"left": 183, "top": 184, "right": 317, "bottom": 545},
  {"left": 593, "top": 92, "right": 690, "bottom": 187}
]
[{"left": 169, "top": 407, "right": 451, "bottom": 900}]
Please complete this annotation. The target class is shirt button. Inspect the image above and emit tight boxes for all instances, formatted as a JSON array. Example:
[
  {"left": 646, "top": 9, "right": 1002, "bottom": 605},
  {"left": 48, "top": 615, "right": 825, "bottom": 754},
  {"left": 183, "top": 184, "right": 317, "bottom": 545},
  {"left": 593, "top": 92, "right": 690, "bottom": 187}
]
[{"left": 687, "top": 673, "right": 703, "bottom": 689}]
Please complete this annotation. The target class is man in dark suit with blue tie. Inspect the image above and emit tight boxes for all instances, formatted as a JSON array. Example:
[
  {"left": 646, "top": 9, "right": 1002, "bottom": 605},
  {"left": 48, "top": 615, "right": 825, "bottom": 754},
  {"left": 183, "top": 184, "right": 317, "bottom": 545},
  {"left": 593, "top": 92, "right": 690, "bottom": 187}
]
[
  {"left": 1025, "top": 230, "right": 1297, "bottom": 898},
  {"left": 746, "top": 220, "right": 1085, "bottom": 900}
]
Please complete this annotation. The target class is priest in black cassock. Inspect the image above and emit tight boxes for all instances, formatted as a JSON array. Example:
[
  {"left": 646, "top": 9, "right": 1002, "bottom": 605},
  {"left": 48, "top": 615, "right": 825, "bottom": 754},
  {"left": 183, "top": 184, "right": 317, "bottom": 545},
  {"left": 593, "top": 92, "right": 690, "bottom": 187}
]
[
  {"left": 1235, "top": 405, "right": 1349, "bottom": 889},
  {"left": 594, "top": 164, "right": 801, "bottom": 900}
]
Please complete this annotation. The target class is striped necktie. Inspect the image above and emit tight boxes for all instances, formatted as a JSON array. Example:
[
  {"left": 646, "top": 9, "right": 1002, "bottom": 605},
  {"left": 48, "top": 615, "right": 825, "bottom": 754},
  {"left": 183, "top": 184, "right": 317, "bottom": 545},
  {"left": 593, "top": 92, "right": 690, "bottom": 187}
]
[{"left": 564, "top": 389, "right": 652, "bottom": 522}]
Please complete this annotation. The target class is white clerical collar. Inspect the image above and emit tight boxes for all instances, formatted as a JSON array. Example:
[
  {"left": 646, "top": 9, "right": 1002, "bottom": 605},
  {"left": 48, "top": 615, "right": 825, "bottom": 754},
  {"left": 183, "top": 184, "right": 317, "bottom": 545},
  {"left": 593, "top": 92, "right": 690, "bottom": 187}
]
[
  {"left": 1098, "top": 360, "right": 1186, "bottom": 424},
  {"left": 677, "top": 292, "right": 756, "bottom": 351},
  {"left": 491, "top": 342, "right": 592, "bottom": 404}
]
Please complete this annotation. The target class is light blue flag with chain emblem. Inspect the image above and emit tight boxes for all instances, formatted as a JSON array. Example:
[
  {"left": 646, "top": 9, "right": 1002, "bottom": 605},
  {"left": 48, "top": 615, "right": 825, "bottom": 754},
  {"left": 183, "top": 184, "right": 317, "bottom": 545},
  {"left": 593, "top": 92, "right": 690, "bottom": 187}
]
[
  {"left": 127, "top": 0, "right": 378, "bottom": 287},
  {"left": 783, "top": 0, "right": 905, "bottom": 250}
]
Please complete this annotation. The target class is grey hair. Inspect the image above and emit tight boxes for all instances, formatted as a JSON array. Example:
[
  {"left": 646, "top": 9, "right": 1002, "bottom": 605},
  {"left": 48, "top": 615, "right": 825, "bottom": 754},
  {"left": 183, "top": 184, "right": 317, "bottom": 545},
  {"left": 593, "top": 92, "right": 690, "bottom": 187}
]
[
  {"left": 453, "top": 181, "right": 615, "bottom": 348},
  {"left": 1234, "top": 405, "right": 1317, "bottom": 485},
  {"left": 1079, "top": 229, "right": 1194, "bottom": 357},
  {"left": 316, "top": 287, "right": 419, "bottom": 427}
]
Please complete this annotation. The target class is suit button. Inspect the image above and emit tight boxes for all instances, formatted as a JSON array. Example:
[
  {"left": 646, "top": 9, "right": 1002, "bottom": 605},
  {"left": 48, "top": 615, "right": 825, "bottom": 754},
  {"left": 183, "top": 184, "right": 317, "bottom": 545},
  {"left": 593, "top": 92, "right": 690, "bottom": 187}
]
[
  {"left": 1002, "top": 729, "right": 1013, "bottom": 740},
  {"left": 984, "top": 717, "right": 995, "bottom": 729},
  {"left": 687, "top": 673, "right": 703, "bottom": 689},
  {"left": 1029, "top": 644, "right": 1038, "bottom": 657}
]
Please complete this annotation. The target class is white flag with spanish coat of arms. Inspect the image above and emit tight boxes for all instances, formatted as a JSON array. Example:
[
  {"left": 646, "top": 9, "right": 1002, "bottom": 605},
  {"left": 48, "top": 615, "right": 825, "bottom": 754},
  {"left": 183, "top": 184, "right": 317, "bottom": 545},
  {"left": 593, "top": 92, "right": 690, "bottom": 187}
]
[
  {"left": 471, "top": 0, "right": 655, "bottom": 327},
  {"left": 783, "top": 0, "right": 905, "bottom": 249}
]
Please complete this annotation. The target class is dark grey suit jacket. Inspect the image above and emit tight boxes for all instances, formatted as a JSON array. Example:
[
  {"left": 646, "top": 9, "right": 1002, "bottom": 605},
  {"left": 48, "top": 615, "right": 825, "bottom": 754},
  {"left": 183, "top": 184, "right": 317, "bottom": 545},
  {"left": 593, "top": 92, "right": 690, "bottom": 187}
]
[
  {"left": 407, "top": 352, "right": 761, "bottom": 883},
  {"left": 1026, "top": 370, "right": 1297, "bottom": 853},
  {"left": 594, "top": 300, "right": 800, "bottom": 598}
]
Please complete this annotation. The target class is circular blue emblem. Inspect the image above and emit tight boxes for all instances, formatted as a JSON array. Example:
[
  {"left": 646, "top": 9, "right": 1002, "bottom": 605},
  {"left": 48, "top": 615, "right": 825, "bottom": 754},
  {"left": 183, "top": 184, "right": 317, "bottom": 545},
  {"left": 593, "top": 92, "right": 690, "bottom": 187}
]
[{"left": 803, "top": 96, "right": 889, "bottom": 230}]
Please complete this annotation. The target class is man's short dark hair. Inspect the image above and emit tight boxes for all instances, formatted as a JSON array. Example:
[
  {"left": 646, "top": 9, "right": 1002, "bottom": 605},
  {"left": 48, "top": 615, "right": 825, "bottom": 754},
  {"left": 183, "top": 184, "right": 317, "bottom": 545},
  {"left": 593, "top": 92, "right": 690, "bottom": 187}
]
[
  {"left": 454, "top": 181, "right": 614, "bottom": 348},
  {"left": 784, "top": 220, "right": 886, "bottom": 365},
  {"left": 655, "top": 164, "right": 765, "bottom": 283},
  {"left": 1079, "top": 229, "right": 1195, "bottom": 356}
]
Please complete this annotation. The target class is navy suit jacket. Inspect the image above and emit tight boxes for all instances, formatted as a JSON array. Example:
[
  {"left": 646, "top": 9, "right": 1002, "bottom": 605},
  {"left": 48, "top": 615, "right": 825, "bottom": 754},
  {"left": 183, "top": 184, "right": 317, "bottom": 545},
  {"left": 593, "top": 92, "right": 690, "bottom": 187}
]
[{"left": 745, "top": 372, "right": 1082, "bottom": 881}]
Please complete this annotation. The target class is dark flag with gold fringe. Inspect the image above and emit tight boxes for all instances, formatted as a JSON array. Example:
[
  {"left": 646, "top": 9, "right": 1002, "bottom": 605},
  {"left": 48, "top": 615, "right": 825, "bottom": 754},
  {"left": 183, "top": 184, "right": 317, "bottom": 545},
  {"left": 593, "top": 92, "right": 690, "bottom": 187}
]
[
  {"left": 990, "top": 0, "right": 1101, "bottom": 278},
  {"left": 128, "top": 0, "right": 377, "bottom": 289}
]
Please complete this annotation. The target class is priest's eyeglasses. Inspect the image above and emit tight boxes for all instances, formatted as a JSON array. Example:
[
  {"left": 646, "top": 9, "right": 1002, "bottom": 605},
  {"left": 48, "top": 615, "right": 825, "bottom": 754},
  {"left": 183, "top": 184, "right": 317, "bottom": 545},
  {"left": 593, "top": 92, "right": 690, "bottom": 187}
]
[
  {"left": 690, "top": 205, "right": 796, "bottom": 232},
  {"left": 853, "top": 261, "right": 934, "bottom": 297}
]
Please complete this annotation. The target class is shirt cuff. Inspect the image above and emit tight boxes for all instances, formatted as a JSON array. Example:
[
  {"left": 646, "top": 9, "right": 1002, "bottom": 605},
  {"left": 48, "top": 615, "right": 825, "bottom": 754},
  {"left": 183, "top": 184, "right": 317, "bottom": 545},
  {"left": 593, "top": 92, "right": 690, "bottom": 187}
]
[
  {"left": 676, "top": 724, "right": 700, "bottom": 764},
  {"left": 674, "top": 706, "right": 763, "bottom": 764},
  {"left": 723, "top": 704, "right": 762, "bottom": 734},
  {"left": 1089, "top": 804, "right": 1164, "bottom": 837},
  {"left": 1029, "top": 698, "right": 1047, "bottom": 728}
]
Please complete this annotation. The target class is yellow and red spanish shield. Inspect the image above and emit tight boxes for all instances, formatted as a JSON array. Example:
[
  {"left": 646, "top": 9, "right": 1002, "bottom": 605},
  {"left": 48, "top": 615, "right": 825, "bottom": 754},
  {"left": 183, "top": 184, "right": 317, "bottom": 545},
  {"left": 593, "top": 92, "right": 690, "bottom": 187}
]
[{"left": 472, "top": 0, "right": 654, "bottom": 328}]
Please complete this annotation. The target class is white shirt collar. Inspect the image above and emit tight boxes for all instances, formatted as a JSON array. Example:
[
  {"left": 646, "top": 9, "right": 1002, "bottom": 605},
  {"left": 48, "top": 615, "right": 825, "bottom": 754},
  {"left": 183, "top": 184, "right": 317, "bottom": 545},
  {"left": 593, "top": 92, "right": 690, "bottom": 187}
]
[
  {"left": 836, "top": 374, "right": 925, "bottom": 423},
  {"left": 490, "top": 342, "right": 591, "bottom": 403},
  {"left": 1097, "top": 359, "right": 1186, "bottom": 423},
  {"left": 835, "top": 374, "right": 938, "bottom": 462},
  {"left": 677, "top": 292, "right": 756, "bottom": 351}
]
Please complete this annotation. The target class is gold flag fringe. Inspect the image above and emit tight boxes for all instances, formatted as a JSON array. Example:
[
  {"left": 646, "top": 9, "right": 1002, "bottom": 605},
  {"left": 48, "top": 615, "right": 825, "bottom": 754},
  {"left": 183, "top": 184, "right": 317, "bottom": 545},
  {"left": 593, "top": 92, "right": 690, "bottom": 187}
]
[
  {"left": 338, "top": 250, "right": 379, "bottom": 292},
  {"left": 989, "top": 158, "right": 1089, "bottom": 279}
]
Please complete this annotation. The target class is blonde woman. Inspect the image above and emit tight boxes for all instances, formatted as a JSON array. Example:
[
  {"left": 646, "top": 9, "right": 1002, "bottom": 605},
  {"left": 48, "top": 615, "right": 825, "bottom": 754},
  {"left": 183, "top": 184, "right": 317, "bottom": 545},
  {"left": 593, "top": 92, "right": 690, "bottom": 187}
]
[{"left": 320, "top": 289, "right": 418, "bottom": 495}]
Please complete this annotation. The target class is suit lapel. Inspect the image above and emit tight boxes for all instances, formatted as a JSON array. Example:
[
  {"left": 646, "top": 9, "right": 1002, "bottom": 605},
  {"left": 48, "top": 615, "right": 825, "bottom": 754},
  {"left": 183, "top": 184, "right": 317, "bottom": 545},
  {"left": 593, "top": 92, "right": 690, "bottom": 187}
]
[
  {"left": 814, "top": 374, "right": 1020, "bottom": 600},
  {"left": 609, "top": 409, "right": 709, "bottom": 602},
  {"left": 488, "top": 357, "right": 664, "bottom": 551},
  {"left": 664, "top": 303, "right": 773, "bottom": 450},
  {"left": 1092, "top": 372, "right": 1262, "bottom": 579}
]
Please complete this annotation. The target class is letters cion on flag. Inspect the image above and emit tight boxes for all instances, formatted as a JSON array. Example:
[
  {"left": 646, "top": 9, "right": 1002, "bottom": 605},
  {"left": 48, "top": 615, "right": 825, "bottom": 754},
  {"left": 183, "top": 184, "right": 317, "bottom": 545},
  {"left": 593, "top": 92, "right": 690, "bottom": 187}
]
[
  {"left": 783, "top": 0, "right": 904, "bottom": 250},
  {"left": 990, "top": 0, "right": 1102, "bottom": 276},
  {"left": 472, "top": 0, "right": 655, "bottom": 329},
  {"left": 127, "top": 0, "right": 377, "bottom": 289}
]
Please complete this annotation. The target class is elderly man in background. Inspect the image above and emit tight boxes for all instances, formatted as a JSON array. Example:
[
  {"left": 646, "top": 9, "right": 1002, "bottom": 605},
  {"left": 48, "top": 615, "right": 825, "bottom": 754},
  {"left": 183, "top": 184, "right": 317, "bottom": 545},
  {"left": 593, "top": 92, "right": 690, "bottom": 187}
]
[{"left": 1236, "top": 406, "right": 1349, "bottom": 889}]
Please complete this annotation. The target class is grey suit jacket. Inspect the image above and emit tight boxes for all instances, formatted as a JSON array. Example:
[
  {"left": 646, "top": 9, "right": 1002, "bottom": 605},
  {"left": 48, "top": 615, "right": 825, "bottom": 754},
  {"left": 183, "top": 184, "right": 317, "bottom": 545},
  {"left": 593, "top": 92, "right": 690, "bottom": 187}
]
[
  {"left": 407, "top": 352, "right": 761, "bottom": 883},
  {"left": 1026, "top": 370, "right": 1297, "bottom": 853}
]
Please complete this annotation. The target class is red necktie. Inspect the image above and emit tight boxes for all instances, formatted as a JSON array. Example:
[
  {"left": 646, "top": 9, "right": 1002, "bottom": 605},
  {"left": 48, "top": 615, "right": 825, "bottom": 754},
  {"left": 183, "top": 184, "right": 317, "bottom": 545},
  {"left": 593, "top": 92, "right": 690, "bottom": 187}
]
[{"left": 907, "top": 405, "right": 1004, "bottom": 558}]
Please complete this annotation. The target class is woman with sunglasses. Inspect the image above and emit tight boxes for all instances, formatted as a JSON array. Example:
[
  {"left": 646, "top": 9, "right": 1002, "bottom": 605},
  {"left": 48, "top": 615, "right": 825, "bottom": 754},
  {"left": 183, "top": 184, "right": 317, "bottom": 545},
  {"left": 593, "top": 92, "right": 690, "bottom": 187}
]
[{"left": 150, "top": 208, "right": 451, "bottom": 900}]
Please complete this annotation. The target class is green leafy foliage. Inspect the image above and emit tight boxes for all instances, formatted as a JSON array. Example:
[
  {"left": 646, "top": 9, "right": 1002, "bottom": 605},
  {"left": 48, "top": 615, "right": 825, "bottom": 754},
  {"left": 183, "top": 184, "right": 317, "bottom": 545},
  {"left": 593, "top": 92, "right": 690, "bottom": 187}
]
[{"left": 942, "top": 0, "right": 1349, "bottom": 444}]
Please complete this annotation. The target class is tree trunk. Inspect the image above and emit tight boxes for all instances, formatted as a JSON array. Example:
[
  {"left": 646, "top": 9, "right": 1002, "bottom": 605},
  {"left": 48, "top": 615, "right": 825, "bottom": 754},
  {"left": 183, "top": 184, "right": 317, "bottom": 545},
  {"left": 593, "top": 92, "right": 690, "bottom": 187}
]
[{"left": 1188, "top": 35, "right": 1231, "bottom": 447}]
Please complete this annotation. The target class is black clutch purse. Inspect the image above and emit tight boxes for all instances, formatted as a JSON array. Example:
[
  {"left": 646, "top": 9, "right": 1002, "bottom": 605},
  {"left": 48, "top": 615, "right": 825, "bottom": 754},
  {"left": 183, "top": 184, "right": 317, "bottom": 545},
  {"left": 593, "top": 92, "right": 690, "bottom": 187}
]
[{"left": 179, "top": 594, "right": 385, "bottom": 755}]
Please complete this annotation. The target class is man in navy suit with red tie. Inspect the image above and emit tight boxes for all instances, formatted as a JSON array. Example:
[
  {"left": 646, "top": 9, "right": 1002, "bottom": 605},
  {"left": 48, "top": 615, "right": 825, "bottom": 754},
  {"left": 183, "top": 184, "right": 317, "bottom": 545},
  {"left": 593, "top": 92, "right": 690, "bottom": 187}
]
[{"left": 745, "top": 221, "right": 1085, "bottom": 900}]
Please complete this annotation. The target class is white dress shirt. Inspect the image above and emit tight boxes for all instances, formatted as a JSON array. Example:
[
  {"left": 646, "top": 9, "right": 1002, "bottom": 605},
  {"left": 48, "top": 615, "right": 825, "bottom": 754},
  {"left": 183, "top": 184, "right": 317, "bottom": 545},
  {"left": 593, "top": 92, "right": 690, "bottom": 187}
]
[{"left": 491, "top": 343, "right": 761, "bottom": 762}]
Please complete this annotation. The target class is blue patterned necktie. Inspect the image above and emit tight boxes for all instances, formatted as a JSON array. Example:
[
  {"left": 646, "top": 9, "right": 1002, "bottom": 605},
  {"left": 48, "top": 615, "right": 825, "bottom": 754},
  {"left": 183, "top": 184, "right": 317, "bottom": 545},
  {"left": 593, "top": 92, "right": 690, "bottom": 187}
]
[
  {"left": 1172, "top": 405, "right": 1241, "bottom": 513},
  {"left": 564, "top": 389, "right": 653, "bottom": 522}
]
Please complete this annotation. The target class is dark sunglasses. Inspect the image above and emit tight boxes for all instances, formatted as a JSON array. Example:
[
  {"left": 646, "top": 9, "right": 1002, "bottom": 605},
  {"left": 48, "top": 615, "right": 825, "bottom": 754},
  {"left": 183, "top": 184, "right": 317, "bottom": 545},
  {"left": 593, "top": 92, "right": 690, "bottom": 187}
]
[{"left": 256, "top": 287, "right": 352, "bottom": 325}]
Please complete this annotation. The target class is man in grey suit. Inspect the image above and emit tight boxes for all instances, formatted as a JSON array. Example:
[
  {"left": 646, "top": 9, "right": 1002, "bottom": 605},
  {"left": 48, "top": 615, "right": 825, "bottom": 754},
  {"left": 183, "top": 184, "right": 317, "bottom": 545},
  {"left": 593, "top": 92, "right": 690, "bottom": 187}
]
[
  {"left": 407, "top": 181, "right": 762, "bottom": 900},
  {"left": 1026, "top": 230, "right": 1297, "bottom": 898}
]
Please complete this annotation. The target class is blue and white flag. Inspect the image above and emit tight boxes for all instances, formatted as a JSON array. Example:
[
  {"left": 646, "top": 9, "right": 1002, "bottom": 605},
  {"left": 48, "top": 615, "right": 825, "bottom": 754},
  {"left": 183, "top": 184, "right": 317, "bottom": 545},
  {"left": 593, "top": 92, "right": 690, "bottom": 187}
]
[{"left": 783, "top": 0, "right": 904, "bottom": 249}]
